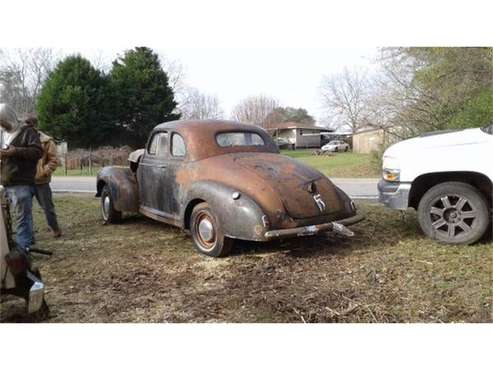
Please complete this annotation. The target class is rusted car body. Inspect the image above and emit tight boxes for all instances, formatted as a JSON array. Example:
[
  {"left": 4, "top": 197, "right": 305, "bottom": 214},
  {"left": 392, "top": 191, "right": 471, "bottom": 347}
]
[{"left": 96, "top": 120, "right": 363, "bottom": 256}]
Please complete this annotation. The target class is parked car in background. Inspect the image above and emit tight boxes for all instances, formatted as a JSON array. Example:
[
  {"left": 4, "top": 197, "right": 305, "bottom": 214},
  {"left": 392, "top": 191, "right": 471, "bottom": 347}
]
[
  {"left": 321, "top": 140, "right": 350, "bottom": 152},
  {"left": 379, "top": 123, "right": 493, "bottom": 244},
  {"left": 274, "top": 137, "right": 293, "bottom": 150},
  {"left": 96, "top": 120, "right": 363, "bottom": 257}
]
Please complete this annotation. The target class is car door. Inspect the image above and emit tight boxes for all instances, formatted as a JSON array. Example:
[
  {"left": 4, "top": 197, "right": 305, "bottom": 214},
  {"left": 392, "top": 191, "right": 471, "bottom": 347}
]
[
  {"left": 138, "top": 131, "right": 170, "bottom": 216},
  {"left": 164, "top": 132, "right": 187, "bottom": 218}
]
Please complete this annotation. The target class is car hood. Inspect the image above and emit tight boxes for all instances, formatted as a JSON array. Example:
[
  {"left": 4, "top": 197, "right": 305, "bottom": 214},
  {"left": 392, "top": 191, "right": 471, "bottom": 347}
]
[
  {"left": 194, "top": 152, "right": 349, "bottom": 220},
  {"left": 385, "top": 128, "right": 487, "bottom": 159}
]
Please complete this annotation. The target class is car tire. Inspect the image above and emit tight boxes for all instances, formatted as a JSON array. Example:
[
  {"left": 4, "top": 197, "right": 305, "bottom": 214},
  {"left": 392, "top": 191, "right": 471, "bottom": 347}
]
[
  {"left": 190, "top": 202, "right": 233, "bottom": 257},
  {"left": 345, "top": 147, "right": 349, "bottom": 152},
  {"left": 417, "top": 182, "right": 489, "bottom": 245},
  {"left": 101, "top": 185, "right": 122, "bottom": 224},
  {"left": 334, "top": 147, "right": 339, "bottom": 152}
]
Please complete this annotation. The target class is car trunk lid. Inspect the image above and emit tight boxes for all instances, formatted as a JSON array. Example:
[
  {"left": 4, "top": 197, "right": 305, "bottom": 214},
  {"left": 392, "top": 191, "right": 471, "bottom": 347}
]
[{"left": 233, "top": 153, "right": 346, "bottom": 219}]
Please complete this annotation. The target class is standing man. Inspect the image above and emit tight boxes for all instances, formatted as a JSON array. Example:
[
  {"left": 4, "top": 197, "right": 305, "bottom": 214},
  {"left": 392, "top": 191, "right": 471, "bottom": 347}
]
[
  {"left": 25, "top": 116, "right": 62, "bottom": 238},
  {"left": 0, "top": 103, "right": 42, "bottom": 253}
]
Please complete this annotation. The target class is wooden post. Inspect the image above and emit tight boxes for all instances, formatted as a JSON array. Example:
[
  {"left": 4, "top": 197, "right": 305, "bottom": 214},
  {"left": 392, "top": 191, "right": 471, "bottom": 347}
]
[
  {"left": 64, "top": 153, "right": 68, "bottom": 176},
  {"left": 89, "top": 147, "right": 93, "bottom": 176}
]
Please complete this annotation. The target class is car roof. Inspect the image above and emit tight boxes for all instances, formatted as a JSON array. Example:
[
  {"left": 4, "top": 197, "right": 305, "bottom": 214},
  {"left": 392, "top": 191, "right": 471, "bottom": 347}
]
[
  {"left": 152, "top": 119, "right": 278, "bottom": 161},
  {"left": 154, "top": 119, "right": 265, "bottom": 133}
]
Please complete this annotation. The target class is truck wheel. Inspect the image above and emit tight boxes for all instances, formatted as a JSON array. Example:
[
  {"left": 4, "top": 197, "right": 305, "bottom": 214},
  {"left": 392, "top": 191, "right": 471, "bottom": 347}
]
[
  {"left": 101, "top": 185, "right": 122, "bottom": 224},
  {"left": 417, "top": 182, "right": 489, "bottom": 245},
  {"left": 190, "top": 203, "right": 233, "bottom": 257}
]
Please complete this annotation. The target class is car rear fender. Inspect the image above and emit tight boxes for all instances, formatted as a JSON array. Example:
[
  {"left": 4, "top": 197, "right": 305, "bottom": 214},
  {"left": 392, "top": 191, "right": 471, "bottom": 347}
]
[
  {"left": 96, "top": 166, "right": 139, "bottom": 213},
  {"left": 182, "top": 181, "right": 268, "bottom": 241}
]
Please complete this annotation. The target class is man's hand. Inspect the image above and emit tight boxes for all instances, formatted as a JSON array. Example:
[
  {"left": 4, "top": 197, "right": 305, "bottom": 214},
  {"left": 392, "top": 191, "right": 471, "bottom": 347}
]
[{"left": 0, "top": 146, "right": 17, "bottom": 159}]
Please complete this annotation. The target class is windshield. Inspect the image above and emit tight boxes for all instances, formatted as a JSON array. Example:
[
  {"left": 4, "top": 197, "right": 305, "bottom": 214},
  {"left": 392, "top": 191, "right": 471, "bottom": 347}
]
[
  {"left": 481, "top": 123, "right": 493, "bottom": 135},
  {"left": 216, "top": 132, "right": 265, "bottom": 147}
]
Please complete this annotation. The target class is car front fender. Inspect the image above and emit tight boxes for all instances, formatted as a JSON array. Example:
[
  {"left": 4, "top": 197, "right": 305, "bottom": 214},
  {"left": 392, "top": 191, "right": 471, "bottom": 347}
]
[
  {"left": 182, "top": 181, "right": 268, "bottom": 241},
  {"left": 96, "top": 166, "right": 139, "bottom": 213}
]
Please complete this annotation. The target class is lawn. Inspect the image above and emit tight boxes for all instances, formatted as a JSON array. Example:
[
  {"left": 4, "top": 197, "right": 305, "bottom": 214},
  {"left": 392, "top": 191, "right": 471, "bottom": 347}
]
[
  {"left": 53, "top": 166, "right": 102, "bottom": 177},
  {"left": 281, "top": 150, "right": 380, "bottom": 178},
  {"left": 52, "top": 150, "right": 378, "bottom": 178},
  {"left": 1, "top": 195, "right": 491, "bottom": 323}
]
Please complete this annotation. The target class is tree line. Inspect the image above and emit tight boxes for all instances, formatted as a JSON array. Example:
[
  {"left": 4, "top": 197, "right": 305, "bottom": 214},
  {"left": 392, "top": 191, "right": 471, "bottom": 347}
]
[
  {"left": 0, "top": 47, "right": 317, "bottom": 149},
  {"left": 2, "top": 47, "right": 490, "bottom": 149},
  {"left": 320, "top": 47, "right": 493, "bottom": 139}
]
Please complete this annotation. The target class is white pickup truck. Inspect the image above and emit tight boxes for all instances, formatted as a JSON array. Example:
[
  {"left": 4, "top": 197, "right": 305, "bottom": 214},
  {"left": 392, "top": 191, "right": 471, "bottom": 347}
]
[{"left": 378, "top": 123, "right": 492, "bottom": 244}]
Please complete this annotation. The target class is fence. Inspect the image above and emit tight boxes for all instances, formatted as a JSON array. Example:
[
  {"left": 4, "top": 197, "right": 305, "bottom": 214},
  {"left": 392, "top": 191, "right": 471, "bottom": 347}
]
[{"left": 60, "top": 146, "right": 133, "bottom": 175}]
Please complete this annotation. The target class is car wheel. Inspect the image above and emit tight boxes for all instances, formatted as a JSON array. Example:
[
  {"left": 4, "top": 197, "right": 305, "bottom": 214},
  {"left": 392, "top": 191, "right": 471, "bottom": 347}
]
[
  {"left": 334, "top": 147, "right": 339, "bottom": 152},
  {"left": 345, "top": 147, "right": 349, "bottom": 152},
  {"left": 190, "top": 202, "right": 233, "bottom": 257},
  {"left": 417, "top": 182, "right": 489, "bottom": 245},
  {"left": 101, "top": 185, "right": 122, "bottom": 224}
]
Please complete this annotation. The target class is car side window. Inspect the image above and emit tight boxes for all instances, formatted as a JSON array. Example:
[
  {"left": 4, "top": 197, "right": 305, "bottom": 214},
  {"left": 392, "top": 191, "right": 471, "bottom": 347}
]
[
  {"left": 148, "top": 132, "right": 168, "bottom": 157},
  {"left": 171, "top": 133, "right": 186, "bottom": 157}
]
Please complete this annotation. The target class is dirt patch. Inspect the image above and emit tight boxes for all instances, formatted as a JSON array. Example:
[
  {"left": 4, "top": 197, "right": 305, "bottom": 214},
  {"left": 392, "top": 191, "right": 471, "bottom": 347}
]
[{"left": 1, "top": 196, "right": 492, "bottom": 323}]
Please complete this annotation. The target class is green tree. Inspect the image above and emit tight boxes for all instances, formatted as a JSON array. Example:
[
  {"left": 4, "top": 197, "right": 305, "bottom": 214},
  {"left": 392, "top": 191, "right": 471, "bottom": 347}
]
[
  {"left": 36, "top": 55, "right": 110, "bottom": 148},
  {"left": 268, "top": 106, "right": 315, "bottom": 125},
  {"left": 109, "top": 47, "right": 179, "bottom": 147},
  {"left": 379, "top": 47, "right": 493, "bottom": 135}
]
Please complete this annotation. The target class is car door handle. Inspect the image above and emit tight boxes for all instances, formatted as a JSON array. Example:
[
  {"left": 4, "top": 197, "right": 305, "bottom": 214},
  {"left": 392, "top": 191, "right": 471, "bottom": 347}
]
[{"left": 158, "top": 165, "right": 167, "bottom": 169}]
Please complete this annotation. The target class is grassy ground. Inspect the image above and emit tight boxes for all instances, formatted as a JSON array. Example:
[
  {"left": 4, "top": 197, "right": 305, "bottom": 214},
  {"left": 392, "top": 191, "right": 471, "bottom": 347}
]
[
  {"left": 52, "top": 151, "right": 378, "bottom": 178},
  {"left": 53, "top": 166, "right": 102, "bottom": 177},
  {"left": 1, "top": 195, "right": 491, "bottom": 323},
  {"left": 281, "top": 150, "right": 379, "bottom": 178}
]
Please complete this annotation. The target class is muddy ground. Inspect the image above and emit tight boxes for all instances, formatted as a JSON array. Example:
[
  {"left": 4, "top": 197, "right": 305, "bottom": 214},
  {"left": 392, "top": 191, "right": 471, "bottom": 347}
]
[{"left": 1, "top": 195, "right": 492, "bottom": 323}]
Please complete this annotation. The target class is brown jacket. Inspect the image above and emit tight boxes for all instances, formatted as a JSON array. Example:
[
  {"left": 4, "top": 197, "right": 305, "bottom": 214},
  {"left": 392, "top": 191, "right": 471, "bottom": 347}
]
[{"left": 35, "top": 131, "right": 59, "bottom": 184}]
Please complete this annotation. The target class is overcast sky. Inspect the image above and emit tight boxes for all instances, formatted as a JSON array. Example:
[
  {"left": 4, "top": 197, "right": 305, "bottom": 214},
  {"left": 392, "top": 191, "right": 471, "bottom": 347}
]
[{"left": 71, "top": 47, "right": 378, "bottom": 124}]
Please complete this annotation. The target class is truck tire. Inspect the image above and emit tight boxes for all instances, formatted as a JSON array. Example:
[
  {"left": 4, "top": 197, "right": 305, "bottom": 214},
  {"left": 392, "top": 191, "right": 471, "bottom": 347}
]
[
  {"left": 417, "top": 182, "right": 489, "bottom": 245},
  {"left": 101, "top": 185, "right": 122, "bottom": 224},
  {"left": 190, "top": 202, "right": 233, "bottom": 257}
]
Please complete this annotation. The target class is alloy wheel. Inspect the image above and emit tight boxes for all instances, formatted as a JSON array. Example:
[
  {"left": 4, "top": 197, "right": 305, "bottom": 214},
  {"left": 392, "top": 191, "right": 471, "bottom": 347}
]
[{"left": 429, "top": 194, "right": 477, "bottom": 240}]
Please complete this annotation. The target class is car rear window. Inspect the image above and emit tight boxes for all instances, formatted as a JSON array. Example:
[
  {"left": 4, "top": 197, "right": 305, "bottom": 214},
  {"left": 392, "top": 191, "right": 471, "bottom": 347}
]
[{"left": 216, "top": 132, "right": 265, "bottom": 147}]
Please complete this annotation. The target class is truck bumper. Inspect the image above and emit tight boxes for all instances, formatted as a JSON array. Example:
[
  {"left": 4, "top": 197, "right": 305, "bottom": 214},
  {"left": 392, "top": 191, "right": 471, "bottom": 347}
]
[{"left": 378, "top": 179, "right": 411, "bottom": 210}]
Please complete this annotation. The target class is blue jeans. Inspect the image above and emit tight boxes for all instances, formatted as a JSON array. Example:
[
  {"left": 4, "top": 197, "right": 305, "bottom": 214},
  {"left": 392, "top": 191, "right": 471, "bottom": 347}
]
[
  {"left": 5, "top": 185, "right": 35, "bottom": 252},
  {"left": 35, "top": 183, "right": 60, "bottom": 232}
]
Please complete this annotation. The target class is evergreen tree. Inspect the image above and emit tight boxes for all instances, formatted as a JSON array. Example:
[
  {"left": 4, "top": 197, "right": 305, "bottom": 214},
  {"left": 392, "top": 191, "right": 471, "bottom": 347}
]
[
  {"left": 109, "top": 47, "right": 180, "bottom": 148},
  {"left": 36, "top": 55, "right": 110, "bottom": 148}
]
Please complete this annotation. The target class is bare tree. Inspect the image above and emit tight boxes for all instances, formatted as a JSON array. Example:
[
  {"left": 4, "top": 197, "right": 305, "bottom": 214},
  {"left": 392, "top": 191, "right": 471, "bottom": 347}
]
[
  {"left": 0, "top": 48, "right": 59, "bottom": 115},
  {"left": 231, "top": 95, "right": 279, "bottom": 127},
  {"left": 179, "top": 87, "right": 224, "bottom": 120},
  {"left": 320, "top": 67, "right": 371, "bottom": 134},
  {"left": 159, "top": 55, "right": 187, "bottom": 99}
]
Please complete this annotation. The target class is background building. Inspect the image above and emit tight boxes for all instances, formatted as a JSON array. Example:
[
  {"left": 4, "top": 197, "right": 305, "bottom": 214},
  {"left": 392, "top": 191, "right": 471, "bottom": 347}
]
[{"left": 265, "top": 122, "right": 327, "bottom": 149}]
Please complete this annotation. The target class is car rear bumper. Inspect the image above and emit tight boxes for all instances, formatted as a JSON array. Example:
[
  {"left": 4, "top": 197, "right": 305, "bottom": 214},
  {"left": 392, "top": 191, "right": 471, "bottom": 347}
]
[
  {"left": 378, "top": 179, "right": 411, "bottom": 210},
  {"left": 264, "top": 213, "right": 365, "bottom": 240}
]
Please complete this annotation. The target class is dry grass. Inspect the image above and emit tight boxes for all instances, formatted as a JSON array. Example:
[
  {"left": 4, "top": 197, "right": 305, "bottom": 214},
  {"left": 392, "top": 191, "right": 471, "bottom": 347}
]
[{"left": 1, "top": 195, "right": 492, "bottom": 323}]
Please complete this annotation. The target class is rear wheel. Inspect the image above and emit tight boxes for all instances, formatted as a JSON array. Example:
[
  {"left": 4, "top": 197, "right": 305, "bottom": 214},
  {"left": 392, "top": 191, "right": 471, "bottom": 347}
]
[
  {"left": 417, "top": 182, "right": 489, "bottom": 245},
  {"left": 101, "top": 185, "right": 122, "bottom": 224},
  {"left": 190, "top": 203, "right": 233, "bottom": 257}
]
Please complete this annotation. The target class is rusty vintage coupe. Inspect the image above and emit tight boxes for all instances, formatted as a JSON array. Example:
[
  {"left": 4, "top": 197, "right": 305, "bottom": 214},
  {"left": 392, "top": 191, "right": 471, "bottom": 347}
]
[{"left": 96, "top": 120, "right": 364, "bottom": 257}]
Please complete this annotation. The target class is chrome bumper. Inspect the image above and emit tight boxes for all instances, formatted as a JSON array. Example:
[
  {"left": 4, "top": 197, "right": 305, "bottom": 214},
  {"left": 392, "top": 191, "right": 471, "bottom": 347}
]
[
  {"left": 264, "top": 214, "right": 365, "bottom": 240},
  {"left": 378, "top": 180, "right": 411, "bottom": 210},
  {"left": 26, "top": 271, "right": 45, "bottom": 314}
]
